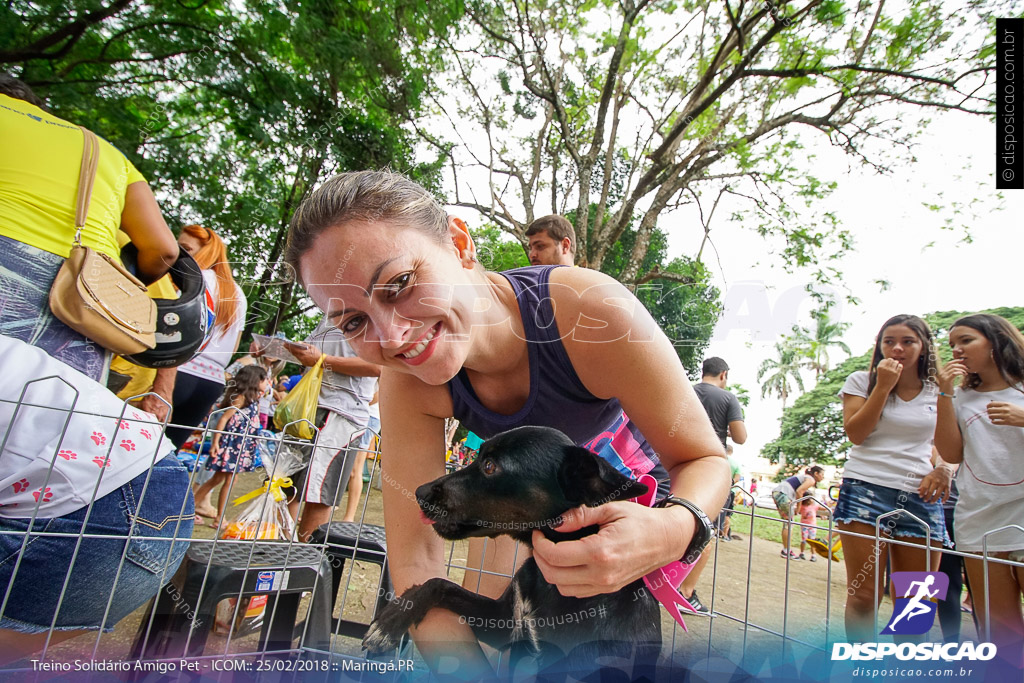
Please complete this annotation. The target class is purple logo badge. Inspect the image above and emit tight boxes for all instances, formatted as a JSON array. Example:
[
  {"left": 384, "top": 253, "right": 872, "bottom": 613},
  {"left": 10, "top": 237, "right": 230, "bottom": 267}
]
[{"left": 880, "top": 572, "right": 949, "bottom": 635}]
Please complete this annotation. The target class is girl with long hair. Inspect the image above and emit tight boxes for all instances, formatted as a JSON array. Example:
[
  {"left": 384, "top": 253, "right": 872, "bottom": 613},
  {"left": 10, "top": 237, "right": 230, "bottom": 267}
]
[
  {"left": 935, "top": 313, "right": 1024, "bottom": 668},
  {"left": 166, "top": 225, "right": 248, "bottom": 450},
  {"left": 193, "top": 365, "right": 269, "bottom": 526},
  {"left": 836, "top": 314, "right": 952, "bottom": 642}
]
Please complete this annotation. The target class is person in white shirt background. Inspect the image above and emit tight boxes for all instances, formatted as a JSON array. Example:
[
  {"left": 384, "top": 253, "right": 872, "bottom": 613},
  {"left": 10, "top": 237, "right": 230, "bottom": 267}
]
[{"left": 935, "top": 313, "right": 1024, "bottom": 670}]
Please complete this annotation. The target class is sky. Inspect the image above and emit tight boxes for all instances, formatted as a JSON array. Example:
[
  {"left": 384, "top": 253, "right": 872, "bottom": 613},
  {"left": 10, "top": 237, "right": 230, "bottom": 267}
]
[{"left": 666, "top": 109, "right": 1021, "bottom": 470}]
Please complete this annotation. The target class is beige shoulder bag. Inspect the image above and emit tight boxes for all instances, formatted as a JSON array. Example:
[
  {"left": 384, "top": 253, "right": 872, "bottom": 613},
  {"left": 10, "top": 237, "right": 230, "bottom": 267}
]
[{"left": 48, "top": 128, "right": 157, "bottom": 355}]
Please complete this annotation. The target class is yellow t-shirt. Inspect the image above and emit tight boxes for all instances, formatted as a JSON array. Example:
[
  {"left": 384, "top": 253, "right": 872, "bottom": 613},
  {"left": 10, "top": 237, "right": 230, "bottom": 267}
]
[{"left": 0, "top": 94, "right": 146, "bottom": 260}]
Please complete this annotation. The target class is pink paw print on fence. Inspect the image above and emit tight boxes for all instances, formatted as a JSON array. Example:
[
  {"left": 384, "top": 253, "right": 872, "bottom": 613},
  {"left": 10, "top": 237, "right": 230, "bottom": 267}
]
[
  {"left": 119, "top": 439, "right": 136, "bottom": 452},
  {"left": 119, "top": 420, "right": 130, "bottom": 431},
  {"left": 33, "top": 487, "right": 53, "bottom": 503},
  {"left": 13, "top": 479, "right": 30, "bottom": 494},
  {"left": 139, "top": 429, "right": 152, "bottom": 440},
  {"left": 90, "top": 431, "right": 107, "bottom": 446},
  {"left": 92, "top": 456, "right": 111, "bottom": 468},
  {"left": 57, "top": 449, "right": 78, "bottom": 460}
]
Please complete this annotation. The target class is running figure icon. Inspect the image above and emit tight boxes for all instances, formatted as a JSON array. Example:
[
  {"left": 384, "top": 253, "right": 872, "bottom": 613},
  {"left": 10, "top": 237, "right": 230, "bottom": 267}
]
[
  {"left": 889, "top": 575, "right": 939, "bottom": 628},
  {"left": 881, "top": 572, "right": 949, "bottom": 635}
]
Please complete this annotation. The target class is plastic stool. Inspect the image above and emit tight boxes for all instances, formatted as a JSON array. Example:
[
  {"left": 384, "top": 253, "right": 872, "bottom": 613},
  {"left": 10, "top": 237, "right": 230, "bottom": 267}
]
[
  {"left": 311, "top": 521, "right": 392, "bottom": 640},
  {"left": 130, "top": 540, "right": 333, "bottom": 658}
]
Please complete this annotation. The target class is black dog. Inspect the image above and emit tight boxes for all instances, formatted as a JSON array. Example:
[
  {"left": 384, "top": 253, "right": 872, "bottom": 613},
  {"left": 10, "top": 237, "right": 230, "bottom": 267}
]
[{"left": 362, "top": 426, "right": 662, "bottom": 678}]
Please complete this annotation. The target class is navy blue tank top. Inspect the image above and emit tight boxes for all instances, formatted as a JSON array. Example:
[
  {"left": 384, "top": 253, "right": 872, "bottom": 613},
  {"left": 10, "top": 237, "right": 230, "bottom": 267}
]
[
  {"left": 447, "top": 265, "right": 669, "bottom": 493},
  {"left": 785, "top": 475, "right": 807, "bottom": 491}
]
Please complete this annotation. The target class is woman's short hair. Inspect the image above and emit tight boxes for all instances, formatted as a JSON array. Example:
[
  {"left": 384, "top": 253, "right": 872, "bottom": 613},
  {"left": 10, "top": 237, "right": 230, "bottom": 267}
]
[{"left": 284, "top": 170, "right": 447, "bottom": 285}]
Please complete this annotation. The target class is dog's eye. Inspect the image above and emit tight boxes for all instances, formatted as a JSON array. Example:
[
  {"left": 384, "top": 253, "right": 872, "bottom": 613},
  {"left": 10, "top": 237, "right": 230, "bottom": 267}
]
[{"left": 481, "top": 459, "right": 497, "bottom": 476}]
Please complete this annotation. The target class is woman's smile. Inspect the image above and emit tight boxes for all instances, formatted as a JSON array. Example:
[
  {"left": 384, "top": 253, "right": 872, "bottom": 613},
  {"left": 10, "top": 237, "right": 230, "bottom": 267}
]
[{"left": 396, "top": 322, "right": 442, "bottom": 365}]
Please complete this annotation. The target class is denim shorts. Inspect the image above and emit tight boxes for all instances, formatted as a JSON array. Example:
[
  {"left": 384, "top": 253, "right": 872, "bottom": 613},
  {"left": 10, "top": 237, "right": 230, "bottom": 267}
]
[
  {"left": 834, "top": 478, "right": 950, "bottom": 546},
  {"left": 0, "top": 455, "right": 194, "bottom": 633},
  {"left": 358, "top": 415, "right": 381, "bottom": 450},
  {"left": 0, "top": 234, "right": 110, "bottom": 382}
]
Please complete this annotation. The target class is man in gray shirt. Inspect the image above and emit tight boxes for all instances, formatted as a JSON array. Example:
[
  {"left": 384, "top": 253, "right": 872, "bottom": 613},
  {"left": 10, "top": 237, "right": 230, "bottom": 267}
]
[
  {"left": 692, "top": 357, "right": 747, "bottom": 447},
  {"left": 282, "top": 318, "right": 380, "bottom": 541},
  {"left": 679, "top": 356, "right": 748, "bottom": 613}
]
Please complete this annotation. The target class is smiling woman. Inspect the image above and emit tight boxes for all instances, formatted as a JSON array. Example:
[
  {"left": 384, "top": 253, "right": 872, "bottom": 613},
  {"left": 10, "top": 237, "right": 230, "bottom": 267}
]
[{"left": 283, "top": 170, "right": 730, "bottom": 676}]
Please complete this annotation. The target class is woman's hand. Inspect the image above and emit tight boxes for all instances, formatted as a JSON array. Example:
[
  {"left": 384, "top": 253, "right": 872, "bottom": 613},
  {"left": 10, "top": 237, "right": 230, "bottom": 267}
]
[
  {"left": 139, "top": 395, "right": 170, "bottom": 422},
  {"left": 875, "top": 358, "right": 903, "bottom": 394},
  {"left": 987, "top": 401, "right": 1024, "bottom": 427},
  {"left": 917, "top": 465, "right": 953, "bottom": 504},
  {"left": 531, "top": 501, "right": 692, "bottom": 598},
  {"left": 285, "top": 341, "right": 322, "bottom": 367},
  {"left": 937, "top": 359, "right": 967, "bottom": 394}
]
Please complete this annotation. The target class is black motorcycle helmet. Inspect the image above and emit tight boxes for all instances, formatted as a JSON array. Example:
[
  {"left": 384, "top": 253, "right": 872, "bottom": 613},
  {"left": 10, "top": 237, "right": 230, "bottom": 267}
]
[{"left": 120, "top": 244, "right": 216, "bottom": 368}]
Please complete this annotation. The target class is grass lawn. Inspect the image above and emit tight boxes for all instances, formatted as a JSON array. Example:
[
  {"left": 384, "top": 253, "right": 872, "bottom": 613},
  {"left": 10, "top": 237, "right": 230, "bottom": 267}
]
[{"left": 729, "top": 504, "right": 842, "bottom": 557}]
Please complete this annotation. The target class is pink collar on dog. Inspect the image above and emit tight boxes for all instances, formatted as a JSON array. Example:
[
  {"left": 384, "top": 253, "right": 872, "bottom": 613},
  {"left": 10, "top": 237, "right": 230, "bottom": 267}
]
[{"left": 631, "top": 474, "right": 700, "bottom": 632}]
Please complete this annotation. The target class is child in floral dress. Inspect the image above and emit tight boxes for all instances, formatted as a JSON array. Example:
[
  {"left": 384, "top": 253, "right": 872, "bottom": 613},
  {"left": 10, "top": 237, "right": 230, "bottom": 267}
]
[{"left": 194, "top": 365, "right": 269, "bottom": 526}]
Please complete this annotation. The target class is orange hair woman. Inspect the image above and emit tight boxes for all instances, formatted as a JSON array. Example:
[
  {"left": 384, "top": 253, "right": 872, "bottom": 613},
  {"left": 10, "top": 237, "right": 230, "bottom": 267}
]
[{"left": 166, "top": 225, "right": 248, "bottom": 450}]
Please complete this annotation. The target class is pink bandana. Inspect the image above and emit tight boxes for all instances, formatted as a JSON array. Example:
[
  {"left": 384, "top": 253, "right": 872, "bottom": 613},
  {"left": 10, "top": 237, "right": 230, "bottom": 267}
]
[{"left": 631, "top": 474, "right": 700, "bottom": 631}]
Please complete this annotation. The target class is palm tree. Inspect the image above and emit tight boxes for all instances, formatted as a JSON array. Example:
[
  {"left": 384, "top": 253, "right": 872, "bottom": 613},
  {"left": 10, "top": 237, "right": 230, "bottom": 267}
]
[
  {"left": 758, "top": 342, "right": 805, "bottom": 411},
  {"left": 792, "top": 311, "right": 852, "bottom": 378}
]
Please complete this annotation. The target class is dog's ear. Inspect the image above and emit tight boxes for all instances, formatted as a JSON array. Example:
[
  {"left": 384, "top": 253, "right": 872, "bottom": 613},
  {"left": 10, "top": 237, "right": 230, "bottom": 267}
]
[{"left": 557, "top": 446, "right": 651, "bottom": 506}]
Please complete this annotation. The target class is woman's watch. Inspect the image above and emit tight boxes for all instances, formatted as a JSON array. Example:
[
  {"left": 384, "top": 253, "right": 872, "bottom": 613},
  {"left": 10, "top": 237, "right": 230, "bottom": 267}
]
[{"left": 655, "top": 495, "right": 715, "bottom": 565}]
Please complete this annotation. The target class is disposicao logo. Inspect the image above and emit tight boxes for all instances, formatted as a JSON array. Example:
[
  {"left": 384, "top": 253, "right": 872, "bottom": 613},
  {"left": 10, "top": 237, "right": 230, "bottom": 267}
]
[{"left": 831, "top": 572, "right": 997, "bottom": 662}]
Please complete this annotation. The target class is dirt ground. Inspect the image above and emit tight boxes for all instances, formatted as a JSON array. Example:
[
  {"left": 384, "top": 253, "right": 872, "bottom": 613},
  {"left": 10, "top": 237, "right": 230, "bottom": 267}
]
[{"left": 12, "top": 471, "right": 977, "bottom": 674}]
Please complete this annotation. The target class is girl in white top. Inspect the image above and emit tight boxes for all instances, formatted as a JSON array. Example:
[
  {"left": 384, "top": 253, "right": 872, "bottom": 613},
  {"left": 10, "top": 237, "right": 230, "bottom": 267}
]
[
  {"left": 837, "top": 314, "right": 952, "bottom": 642},
  {"left": 935, "top": 313, "right": 1024, "bottom": 668},
  {"left": 165, "top": 225, "right": 247, "bottom": 450}
]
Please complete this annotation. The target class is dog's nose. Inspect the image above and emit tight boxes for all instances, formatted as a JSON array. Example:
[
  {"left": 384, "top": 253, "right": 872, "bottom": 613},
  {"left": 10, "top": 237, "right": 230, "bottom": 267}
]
[{"left": 415, "top": 480, "right": 442, "bottom": 508}]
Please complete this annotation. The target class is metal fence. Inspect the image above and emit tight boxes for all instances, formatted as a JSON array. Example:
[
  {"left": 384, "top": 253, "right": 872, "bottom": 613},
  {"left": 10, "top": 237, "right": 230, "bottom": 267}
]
[{"left": 1, "top": 388, "right": 1021, "bottom": 680}]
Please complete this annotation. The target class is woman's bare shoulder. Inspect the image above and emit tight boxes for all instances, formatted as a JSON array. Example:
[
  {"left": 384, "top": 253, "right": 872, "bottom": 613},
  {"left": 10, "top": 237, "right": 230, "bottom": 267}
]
[
  {"left": 380, "top": 368, "right": 454, "bottom": 420},
  {"left": 547, "top": 266, "right": 655, "bottom": 346}
]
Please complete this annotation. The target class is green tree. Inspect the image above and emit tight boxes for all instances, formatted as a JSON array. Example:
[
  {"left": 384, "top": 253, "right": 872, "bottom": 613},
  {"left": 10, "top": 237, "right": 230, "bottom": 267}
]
[
  {"left": 3, "top": 0, "right": 463, "bottom": 353},
  {"left": 472, "top": 224, "right": 530, "bottom": 271},
  {"left": 425, "top": 0, "right": 1001, "bottom": 287},
  {"left": 758, "top": 341, "right": 806, "bottom": 411},
  {"left": 599, "top": 221, "right": 722, "bottom": 374},
  {"left": 727, "top": 383, "right": 751, "bottom": 408},
  {"left": 761, "top": 307, "right": 1024, "bottom": 470},
  {"left": 633, "top": 259, "right": 721, "bottom": 377},
  {"left": 791, "top": 309, "right": 852, "bottom": 378},
  {"left": 762, "top": 353, "right": 866, "bottom": 468}
]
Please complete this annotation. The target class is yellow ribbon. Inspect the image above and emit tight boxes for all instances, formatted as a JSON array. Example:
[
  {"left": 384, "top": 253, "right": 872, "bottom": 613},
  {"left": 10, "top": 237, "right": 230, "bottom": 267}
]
[{"left": 232, "top": 476, "right": 293, "bottom": 506}]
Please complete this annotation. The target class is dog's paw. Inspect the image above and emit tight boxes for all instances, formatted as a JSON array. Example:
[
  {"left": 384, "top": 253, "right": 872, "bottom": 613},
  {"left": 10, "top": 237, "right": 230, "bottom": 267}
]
[
  {"left": 362, "top": 620, "right": 401, "bottom": 654},
  {"left": 362, "top": 603, "right": 411, "bottom": 653}
]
